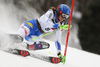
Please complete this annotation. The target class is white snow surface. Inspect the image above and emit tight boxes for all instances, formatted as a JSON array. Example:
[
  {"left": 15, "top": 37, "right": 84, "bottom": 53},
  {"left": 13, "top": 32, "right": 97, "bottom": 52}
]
[{"left": 0, "top": 40, "right": 100, "bottom": 67}]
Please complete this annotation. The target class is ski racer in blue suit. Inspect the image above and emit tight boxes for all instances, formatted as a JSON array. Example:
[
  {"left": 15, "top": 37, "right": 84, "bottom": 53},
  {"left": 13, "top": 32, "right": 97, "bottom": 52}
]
[{"left": 15, "top": 4, "right": 71, "bottom": 62}]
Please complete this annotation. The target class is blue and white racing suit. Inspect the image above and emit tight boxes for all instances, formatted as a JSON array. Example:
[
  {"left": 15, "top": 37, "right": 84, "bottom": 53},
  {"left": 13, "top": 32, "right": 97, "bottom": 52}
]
[{"left": 17, "top": 9, "right": 63, "bottom": 52}]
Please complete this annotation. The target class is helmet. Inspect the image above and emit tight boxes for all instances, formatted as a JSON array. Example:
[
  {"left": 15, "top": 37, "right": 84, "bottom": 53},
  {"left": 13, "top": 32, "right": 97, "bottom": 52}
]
[
  {"left": 57, "top": 4, "right": 71, "bottom": 16},
  {"left": 55, "top": 4, "right": 71, "bottom": 22}
]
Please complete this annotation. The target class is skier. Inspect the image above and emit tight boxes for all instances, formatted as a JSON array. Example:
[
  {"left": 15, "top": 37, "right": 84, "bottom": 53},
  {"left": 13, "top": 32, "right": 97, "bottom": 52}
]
[{"left": 10, "top": 4, "right": 71, "bottom": 63}]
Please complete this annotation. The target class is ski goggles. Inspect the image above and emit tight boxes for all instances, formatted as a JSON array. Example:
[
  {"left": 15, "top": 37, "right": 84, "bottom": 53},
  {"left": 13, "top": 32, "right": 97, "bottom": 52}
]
[{"left": 61, "top": 13, "right": 69, "bottom": 18}]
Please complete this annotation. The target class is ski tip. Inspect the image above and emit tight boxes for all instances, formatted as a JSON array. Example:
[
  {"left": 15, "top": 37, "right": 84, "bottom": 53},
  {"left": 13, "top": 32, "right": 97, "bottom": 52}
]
[{"left": 49, "top": 57, "right": 61, "bottom": 64}]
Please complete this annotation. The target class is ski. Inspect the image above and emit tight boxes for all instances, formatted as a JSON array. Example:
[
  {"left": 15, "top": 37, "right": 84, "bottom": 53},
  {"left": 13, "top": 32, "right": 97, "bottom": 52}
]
[
  {"left": 30, "top": 51, "right": 61, "bottom": 64},
  {"left": 8, "top": 49, "right": 61, "bottom": 64}
]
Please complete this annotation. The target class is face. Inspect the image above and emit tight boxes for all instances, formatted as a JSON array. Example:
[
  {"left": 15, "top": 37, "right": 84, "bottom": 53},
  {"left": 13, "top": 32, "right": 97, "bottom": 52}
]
[
  {"left": 58, "top": 13, "right": 69, "bottom": 22},
  {"left": 58, "top": 15, "right": 66, "bottom": 22}
]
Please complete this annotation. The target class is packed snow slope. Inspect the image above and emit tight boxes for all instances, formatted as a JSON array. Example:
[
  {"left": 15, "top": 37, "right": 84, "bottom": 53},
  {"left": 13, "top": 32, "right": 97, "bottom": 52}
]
[{"left": 0, "top": 40, "right": 100, "bottom": 67}]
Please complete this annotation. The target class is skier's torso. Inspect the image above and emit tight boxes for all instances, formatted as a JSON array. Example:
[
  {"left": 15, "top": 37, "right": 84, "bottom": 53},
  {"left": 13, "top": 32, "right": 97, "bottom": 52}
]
[
  {"left": 38, "top": 9, "right": 60, "bottom": 33},
  {"left": 26, "top": 9, "right": 60, "bottom": 36}
]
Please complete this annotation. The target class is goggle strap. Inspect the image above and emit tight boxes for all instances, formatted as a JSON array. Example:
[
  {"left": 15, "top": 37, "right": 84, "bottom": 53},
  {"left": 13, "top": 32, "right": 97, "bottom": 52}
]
[{"left": 57, "top": 6, "right": 62, "bottom": 14}]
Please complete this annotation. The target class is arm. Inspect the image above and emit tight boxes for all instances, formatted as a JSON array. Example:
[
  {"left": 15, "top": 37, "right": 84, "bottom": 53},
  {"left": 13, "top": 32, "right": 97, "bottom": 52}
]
[{"left": 38, "top": 9, "right": 55, "bottom": 32}]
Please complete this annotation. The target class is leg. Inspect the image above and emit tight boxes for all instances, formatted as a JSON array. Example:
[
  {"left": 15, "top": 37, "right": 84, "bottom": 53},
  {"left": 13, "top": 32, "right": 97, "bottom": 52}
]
[
  {"left": 25, "top": 35, "right": 50, "bottom": 50},
  {"left": 6, "top": 23, "right": 30, "bottom": 44}
]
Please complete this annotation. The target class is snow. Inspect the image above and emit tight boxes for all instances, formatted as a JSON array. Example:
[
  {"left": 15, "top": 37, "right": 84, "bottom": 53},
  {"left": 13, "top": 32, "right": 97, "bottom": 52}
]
[
  {"left": 73, "top": 11, "right": 82, "bottom": 19},
  {"left": 0, "top": 40, "right": 100, "bottom": 67}
]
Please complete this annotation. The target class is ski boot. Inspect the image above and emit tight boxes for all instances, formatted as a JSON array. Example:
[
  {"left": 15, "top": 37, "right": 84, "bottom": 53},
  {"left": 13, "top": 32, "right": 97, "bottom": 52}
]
[{"left": 27, "top": 41, "right": 50, "bottom": 50}]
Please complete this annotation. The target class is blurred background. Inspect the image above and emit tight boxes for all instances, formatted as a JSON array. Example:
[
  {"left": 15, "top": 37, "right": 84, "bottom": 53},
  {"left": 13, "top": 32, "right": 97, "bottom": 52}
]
[{"left": 0, "top": 0, "right": 100, "bottom": 55}]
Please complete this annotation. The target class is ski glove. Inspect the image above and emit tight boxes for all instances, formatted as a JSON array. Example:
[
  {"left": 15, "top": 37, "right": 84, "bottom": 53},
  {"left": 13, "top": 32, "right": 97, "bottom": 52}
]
[{"left": 59, "top": 24, "right": 72, "bottom": 30}]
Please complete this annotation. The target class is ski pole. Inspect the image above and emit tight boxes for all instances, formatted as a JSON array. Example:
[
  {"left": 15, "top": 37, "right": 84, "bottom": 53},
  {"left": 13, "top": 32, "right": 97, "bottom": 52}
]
[
  {"left": 32, "top": 24, "right": 71, "bottom": 41},
  {"left": 32, "top": 32, "right": 53, "bottom": 41},
  {"left": 63, "top": 0, "right": 75, "bottom": 64}
]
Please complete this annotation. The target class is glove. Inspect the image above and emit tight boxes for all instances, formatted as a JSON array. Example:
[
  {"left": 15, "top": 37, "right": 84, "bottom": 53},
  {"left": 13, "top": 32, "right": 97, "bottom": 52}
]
[
  {"left": 62, "top": 56, "right": 66, "bottom": 64},
  {"left": 57, "top": 52, "right": 66, "bottom": 64},
  {"left": 59, "top": 24, "right": 72, "bottom": 30}
]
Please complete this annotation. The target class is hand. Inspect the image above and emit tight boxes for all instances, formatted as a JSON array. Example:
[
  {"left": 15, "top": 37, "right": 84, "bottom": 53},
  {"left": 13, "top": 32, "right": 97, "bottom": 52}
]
[
  {"left": 62, "top": 56, "right": 66, "bottom": 64},
  {"left": 59, "top": 24, "right": 72, "bottom": 30}
]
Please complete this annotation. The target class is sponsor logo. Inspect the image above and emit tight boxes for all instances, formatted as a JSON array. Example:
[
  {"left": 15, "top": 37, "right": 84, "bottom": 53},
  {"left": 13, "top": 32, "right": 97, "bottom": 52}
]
[
  {"left": 26, "top": 22, "right": 33, "bottom": 28},
  {"left": 45, "top": 28, "right": 50, "bottom": 31}
]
